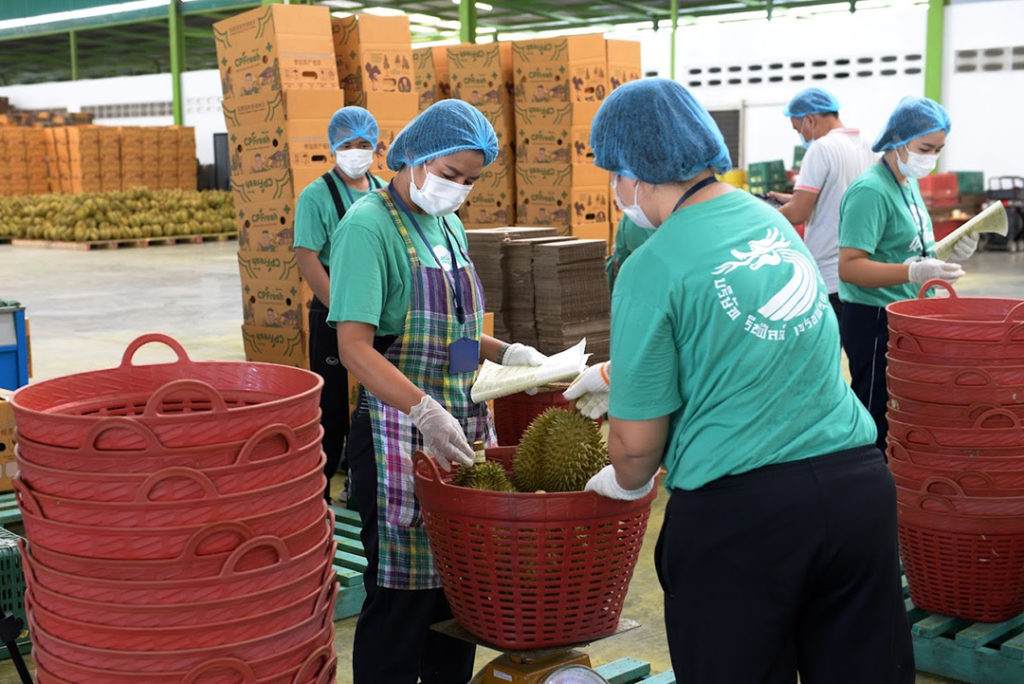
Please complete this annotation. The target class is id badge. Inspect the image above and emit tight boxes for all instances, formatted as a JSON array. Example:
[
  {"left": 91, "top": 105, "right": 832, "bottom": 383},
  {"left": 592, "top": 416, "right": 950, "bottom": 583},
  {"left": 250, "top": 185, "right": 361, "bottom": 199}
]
[{"left": 448, "top": 337, "right": 480, "bottom": 374}]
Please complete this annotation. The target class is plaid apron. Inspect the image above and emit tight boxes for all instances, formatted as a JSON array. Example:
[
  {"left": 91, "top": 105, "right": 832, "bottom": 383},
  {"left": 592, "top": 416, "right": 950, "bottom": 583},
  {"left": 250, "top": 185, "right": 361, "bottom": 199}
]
[{"left": 368, "top": 190, "right": 496, "bottom": 590}]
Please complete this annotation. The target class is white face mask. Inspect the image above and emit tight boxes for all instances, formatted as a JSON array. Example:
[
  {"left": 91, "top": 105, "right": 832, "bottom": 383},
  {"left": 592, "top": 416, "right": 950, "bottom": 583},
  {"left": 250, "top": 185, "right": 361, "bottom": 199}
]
[
  {"left": 409, "top": 165, "right": 473, "bottom": 216},
  {"left": 335, "top": 148, "right": 373, "bottom": 179},
  {"left": 612, "top": 175, "right": 655, "bottom": 230},
  {"left": 897, "top": 146, "right": 939, "bottom": 179}
]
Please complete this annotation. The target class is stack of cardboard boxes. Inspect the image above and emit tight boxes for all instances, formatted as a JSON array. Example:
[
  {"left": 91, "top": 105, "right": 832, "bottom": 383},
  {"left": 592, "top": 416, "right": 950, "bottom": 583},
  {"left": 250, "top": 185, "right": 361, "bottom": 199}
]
[
  {"left": 512, "top": 35, "right": 611, "bottom": 240},
  {"left": 215, "top": 3, "right": 342, "bottom": 368},
  {"left": 331, "top": 13, "right": 418, "bottom": 184},
  {"left": 412, "top": 46, "right": 450, "bottom": 112},
  {"left": 0, "top": 128, "right": 48, "bottom": 196},
  {"left": 605, "top": 39, "right": 642, "bottom": 238},
  {"left": 449, "top": 42, "right": 517, "bottom": 229}
]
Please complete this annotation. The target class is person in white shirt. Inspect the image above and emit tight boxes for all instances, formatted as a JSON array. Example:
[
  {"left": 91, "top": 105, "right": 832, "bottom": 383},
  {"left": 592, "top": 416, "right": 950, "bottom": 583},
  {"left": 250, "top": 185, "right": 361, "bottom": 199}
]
[{"left": 770, "top": 88, "right": 876, "bottom": 322}]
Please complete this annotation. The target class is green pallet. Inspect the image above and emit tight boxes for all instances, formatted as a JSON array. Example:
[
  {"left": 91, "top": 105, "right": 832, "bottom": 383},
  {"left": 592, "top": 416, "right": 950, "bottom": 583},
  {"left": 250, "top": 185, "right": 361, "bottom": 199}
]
[
  {"left": 330, "top": 505, "right": 367, "bottom": 621},
  {"left": 0, "top": 493, "right": 21, "bottom": 529},
  {"left": 904, "top": 576, "right": 1024, "bottom": 683},
  {"left": 594, "top": 657, "right": 674, "bottom": 683},
  {"left": 0, "top": 528, "right": 30, "bottom": 660}
]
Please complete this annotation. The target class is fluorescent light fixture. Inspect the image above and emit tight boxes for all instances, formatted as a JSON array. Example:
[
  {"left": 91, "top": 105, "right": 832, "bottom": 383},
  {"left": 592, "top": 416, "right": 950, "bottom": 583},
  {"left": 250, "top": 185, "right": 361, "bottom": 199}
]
[
  {"left": 362, "top": 7, "right": 407, "bottom": 17},
  {"left": 450, "top": 0, "right": 494, "bottom": 11},
  {"left": 0, "top": 0, "right": 169, "bottom": 31}
]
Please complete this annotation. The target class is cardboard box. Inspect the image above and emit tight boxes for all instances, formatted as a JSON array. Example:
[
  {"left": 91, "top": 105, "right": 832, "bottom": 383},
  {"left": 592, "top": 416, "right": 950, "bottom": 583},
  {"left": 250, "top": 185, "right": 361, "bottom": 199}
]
[
  {"left": 234, "top": 195, "right": 296, "bottom": 252},
  {"left": 413, "top": 46, "right": 449, "bottom": 111},
  {"left": 476, "top": 102, "right": 515, "bottom": 155},
  {"left": 331, "top": 14, "right": 414, "bottom": 105},
  {"left": 228, "top": 116, "right": 334, "bottom": 190},
  {"left": 517, "top": 169, "right": 611, "bottom": 230},
  {"left": 571, "top": 222, "right": 610, "bottom": 244},
  {"left": 214, "top": 4, "right": 338, "bottom": 101},
  {"left": 241, "top": 324, "right": 309, "bottom": 369},
  {"left": 22, "top": 128, "right": 47, "bottom": 151},
  {"left": 237, "top": 249, "right": 301, "bottom": 281},
  {"left": 568, "top": 186, "right": 611, "bottom": 227},
  {"left": 0, "top": 389, "right": 17, "bottom": 493},
  {"left": 516, "top": 161, "right": 607, "bottom": 189},
  {"left": 241, "top": 276, "right": 307, "bottom": 329},
  {"left": 512, "top": 35, "right": 609, "bottom": 105},
  {"left": 448, "top": 42, "right": 513, "bottom": 108},
  {"left": 461, "top": 176, "right": 516, "bottom": 229},
  {"left": 606, "top": 39, "right": 642, "bottom": 92},
  {"left": 158, "top": 127, "right": 179, "bottom": 160}
]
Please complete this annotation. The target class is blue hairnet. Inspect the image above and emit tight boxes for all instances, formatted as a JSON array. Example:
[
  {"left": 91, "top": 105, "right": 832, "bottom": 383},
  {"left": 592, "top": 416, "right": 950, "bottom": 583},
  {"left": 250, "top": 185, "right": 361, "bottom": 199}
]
[
  {"left": 783, "top": 88, "right": 840, "bottom": 117},
  {"left": 387, "top": 99, "right": 498, "bottom": 171},
  {"left": 328, "top": 107, "right": 379, "bottom": 151},
  {"left": 590, "top": 78, "right": 731, "bottom": 184},
  {"left": 872, "top": 96, "right": 951, "bottom": 153}
]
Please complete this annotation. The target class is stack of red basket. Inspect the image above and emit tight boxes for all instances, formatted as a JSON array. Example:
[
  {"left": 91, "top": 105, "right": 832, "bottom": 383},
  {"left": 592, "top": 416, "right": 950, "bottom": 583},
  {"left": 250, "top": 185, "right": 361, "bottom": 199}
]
[
  {"left": 10, "top": 334, "right": 338, "bottom": 683},
  {"left": 886, "top": 281, "right": 1024, "bottom": 622}
]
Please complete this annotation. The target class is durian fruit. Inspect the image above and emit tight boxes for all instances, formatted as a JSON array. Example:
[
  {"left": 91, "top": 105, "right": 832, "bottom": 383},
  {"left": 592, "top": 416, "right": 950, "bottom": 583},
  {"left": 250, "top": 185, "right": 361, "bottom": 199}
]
[
  {"left": 514, "top": 408, "right": 608, "bottom": 493},
  {"left": 452, "top": 461, "right": 515, "bottom": 492}
]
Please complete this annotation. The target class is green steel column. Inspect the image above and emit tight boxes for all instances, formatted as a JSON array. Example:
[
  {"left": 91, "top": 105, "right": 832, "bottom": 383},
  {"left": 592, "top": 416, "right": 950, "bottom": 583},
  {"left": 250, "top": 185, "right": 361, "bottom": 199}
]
[
  {"left": 924, "top": 0, "right": 945, "bottom": 102},
  {"left": 69, "top": 31, "right": 78, "bottom": 81},
  {"left": 169, "top": 0, "right": 185, "bottom": 125},
  {"left": 670, "top": 0, "right": 678, "bottom": 80},
  {"left": 460, "top": 0, "right": 477, "bottom": 44}
]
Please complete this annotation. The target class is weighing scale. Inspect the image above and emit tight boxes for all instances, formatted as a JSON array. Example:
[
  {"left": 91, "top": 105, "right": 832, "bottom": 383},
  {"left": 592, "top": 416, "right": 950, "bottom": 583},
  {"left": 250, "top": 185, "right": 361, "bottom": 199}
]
[{"left": 431, "top": 617, "right": 639, "bottom": 684}]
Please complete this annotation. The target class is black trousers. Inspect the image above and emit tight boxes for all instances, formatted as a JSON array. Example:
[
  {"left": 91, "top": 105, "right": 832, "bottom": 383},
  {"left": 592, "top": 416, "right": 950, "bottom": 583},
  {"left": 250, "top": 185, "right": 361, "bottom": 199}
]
[
  {"left": 839, "top": 302, "right": 889, "bottom": 450},
  {"left": 308, "top": 296, "right": 349, "bottom": 500},
  {"left": 656, "top": 446, "right": 914, "bottom": 684},
  {"left": 828, "top": 292, "right": 842, "bottom": 323},
  {"left": 348, "top": 394, "right": 476, "bottom": 684}
]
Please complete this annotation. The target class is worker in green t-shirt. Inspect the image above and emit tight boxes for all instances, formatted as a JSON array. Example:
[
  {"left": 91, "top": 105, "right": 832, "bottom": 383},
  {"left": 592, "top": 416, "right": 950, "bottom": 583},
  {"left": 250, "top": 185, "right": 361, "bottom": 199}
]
[
  {"left": 606, "top": 215, "right": 651, "bottom": 291},
  {"left": 564, "top": 79, "right": 914, "bottom": 683},
  {"left": 328, "top": 100, "right": 547, "bottom": 683},
  {"left": 294, "top": 106, "right": 386, "bottom": 503},
  {"left": 838, "top": 96, "right": 976, "bottom": 450}
]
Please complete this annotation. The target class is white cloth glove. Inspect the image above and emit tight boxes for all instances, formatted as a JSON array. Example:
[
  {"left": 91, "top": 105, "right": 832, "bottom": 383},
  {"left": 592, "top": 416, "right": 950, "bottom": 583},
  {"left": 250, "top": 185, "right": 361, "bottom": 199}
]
[
  {"left": 908, "top": 258, "right": 965, "bottom": 285},
  {"left": 950, "top": 232, "right": 979, "bottom": 261},
  {"left": 563, "top": 362, "right": 610, "bottom": 420},
  {"left": 499, "top": 343, "right": 547, "bottom": 366},
  {"left": 585, "top": 464, "right": 654, "bottom": 501},
  {"left": 408, "top": 395, "right": 474, "bottom": 472}
]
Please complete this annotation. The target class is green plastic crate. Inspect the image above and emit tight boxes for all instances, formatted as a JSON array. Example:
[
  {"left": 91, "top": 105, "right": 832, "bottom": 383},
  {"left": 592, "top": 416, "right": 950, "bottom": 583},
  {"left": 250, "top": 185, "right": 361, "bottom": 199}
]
[
  {"left": 793, "top": 145, "right": 806, "bottom": 171},
  {"left": 953, "top": 171, "right": 984, "bottom": 195},
  {"left": 0, "top": 528, "right": 30, "bottom": 660}
]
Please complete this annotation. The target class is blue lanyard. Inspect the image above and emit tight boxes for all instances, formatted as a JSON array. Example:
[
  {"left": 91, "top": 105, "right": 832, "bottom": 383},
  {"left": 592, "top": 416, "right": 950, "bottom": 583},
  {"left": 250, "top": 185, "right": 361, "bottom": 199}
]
[
  {"left": 387, "top": 182, "right": 466, "bottom": 323},
  {"left": 881, "top": 159, "right": 930, "bottom": 258},
  {"left": 332, "top": 169, "right": 381, "bottom": 205},
  {"left": 671, "top": 175, "right": 718, "bottom": 214}
]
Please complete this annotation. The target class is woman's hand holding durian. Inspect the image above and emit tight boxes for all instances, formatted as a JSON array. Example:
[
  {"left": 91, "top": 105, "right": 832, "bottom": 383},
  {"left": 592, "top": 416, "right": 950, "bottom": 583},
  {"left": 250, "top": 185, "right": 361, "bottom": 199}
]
[{"left": 563, "top": 362, "right": 610, "bottom": 419}]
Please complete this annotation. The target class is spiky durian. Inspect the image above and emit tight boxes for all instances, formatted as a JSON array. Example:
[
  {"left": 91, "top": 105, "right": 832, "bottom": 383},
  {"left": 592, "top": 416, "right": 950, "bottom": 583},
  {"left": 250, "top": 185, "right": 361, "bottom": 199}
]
[
  {"left": 513, "top": 408, "right": 607, "bottom": 493},
  {"left": 452, "top": 461, "right": 515, "bottom": 492}
]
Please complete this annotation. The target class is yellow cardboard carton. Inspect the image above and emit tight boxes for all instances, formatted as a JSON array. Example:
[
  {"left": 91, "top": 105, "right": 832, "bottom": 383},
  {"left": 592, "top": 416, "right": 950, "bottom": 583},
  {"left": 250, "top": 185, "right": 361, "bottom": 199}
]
[
  {"left": 241, "top": 324, "right": 309, "bottom": 369},
  {"left": 606, "top": 39, "right": 642, "bottom": 92},
  {"left": 448, "top": 42, "right": 513, "bottom": 107},
  {"left": 331, "top": 14, "right": 415, "bottom": 105},
  {"left": 240, "top": 275, "right": 308, "bottom": 330},
  {"left": 413, "top": 46, "right": 449, "bottom": 111},
  {"left": 512, "top": 35, "right": 609, "bottom": 105},
  {"left": 237, "top": 250, "right": 301, "bottom": 282},
  {"left": 0, "top": 389, "right": 17, "bottom": 493},
  {"left": 234, "top": 195, "right": 296, "bottom": 252}
]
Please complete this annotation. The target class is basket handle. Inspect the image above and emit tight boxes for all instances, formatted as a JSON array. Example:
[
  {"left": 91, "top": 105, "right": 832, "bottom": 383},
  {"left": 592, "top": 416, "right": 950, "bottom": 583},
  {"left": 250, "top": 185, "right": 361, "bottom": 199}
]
[
  {"left": 12, "top": 478, "right": 44, "bottom": 519},
  {"left": 917, "top": 279, "right": 958, "bottom": 299},
  {"left": 179, "top": 521, "right": 254, "bottom": 560},
  {"left": 903, "top": 427, "right": 938, "bottom": 447},
  {"left": 890, "top": 332, "right": 924, "bottom": 354},
  {"left": 182, "top": 659, "right": 257, "bottom": 684},
  {"left": 922, "top": 476, "right": 968, "bottom": 497},
  {"left": 967, "top": 403, "right": 1002, "bottom": 421},
  {"left": 118, "top": 333, "right": 192, "bottom": 368},
  {"left": 1005, "top": 323, "right": 1024, "bottom": 343},
  {"left": 1003, "top": 301, "right": 1024, "bottom": 323},
  {"left": 135, "top": 467, "right": 219, "bottom": 503},
  {"left": 918, "top": 493, "right": 958, "bottom": 513},
  {"left": 954, "top": 470, "right": 997, "bottom": 491},
  {"left": 413, "top": 450, "right": 442, "bottom": 483},
  {"left": 233, "top": 423, "right": 297, "bottom": 465},
  {"left": 886, "top": 441, "right": 914, "bottom": 464},
  {"left": 291, "top": 645, "right": 335, "bottom": 684},
  {"left": 973, "top": 408, "right": 1022, "bottom": 430},
  {"left": 143, "top": 379, "right": 228, "bottom": 417},
  {"left": 953, "top": 368, "right": 994, "bottom": 387},
  {"left": 17, "top": 540, "right": 35, "bottom": 589},
  {"left": 315, "top": 580, "right": 338, "bottom": 617},
  {"left": 83, "top": 417, "right": 162, "bottom": 452},
  {"left": 220, "top": 535, "right": 290, "bottom": 578}
]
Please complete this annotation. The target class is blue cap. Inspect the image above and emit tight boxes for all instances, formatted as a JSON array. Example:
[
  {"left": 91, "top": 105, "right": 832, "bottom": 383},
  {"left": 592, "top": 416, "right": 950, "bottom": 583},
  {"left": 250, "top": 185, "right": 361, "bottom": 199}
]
[
  {"left": 387, "top": 99, "right": 499, "bottom": 171},
  {"left": 783, "top": 88, "right": 840, "bottom": 118},
  {"left": 872, "top": 96, "right": 951, "bottom": 153},
  {"left": 328, "top": 106, "right": 379, "bottom": 151},
  {"left": 590, "top": 78, "right": 731, "bottom": 184}
]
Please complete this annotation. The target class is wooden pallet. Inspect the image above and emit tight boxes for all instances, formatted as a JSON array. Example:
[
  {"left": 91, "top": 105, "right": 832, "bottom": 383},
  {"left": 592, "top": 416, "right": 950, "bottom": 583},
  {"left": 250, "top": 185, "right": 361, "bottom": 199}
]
[
  {"left": 9, "top": 233, "right": 237, "bottom": 250},
  {"left": 331, "top": 504, "right": 367, "bottom": 621},
  {"left": 905, "top": 576, "right": 1024, "bottom": 683},
  {"left": 594, "top": 657, "right": 675, "bottom": 683}
]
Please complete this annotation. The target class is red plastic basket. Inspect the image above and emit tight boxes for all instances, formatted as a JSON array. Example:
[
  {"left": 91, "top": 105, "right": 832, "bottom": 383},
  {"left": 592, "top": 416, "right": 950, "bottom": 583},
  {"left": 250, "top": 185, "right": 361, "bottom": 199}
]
[
  {"left": 492, "top": 388, "right": 601, "bottom": 446},
  {"left": 16, "top": 421, "right": 323, "bottom": 497},
  {"left": 887, "top": 396, "right": 1024, "bottom": 424},
  {"left": 888, "top": 328, "right": 1024, "bottom": 363},
  {"left": 11, "top": 334, "right": 322, "bottom": 448},
  {"left": 887, "top": 439, "right": 1024, "bottom": 471},
  {"left": 17, "top": 453, "right": 324, "bottom": 527},
  {"left": 26, "top": 543, "right": 334, "bottom": 628},
  {"left": 889, "top": 455, "right": 1024, "bottom": 492},
  {"left": 26, "top": 576, "right": 335, "bottom": 651},
  {"left": 23, "top": 509, "right": 332, "bottom": 582},
  {"left": 886, "top": 280, "right": 1024, "bottom": 341},
  {"left": 888, "top": 411, "right": 1024, "bottom": 449},
  {"left": 413, "top": 448, "right": 655, "bottom": 650},
  {"left": 27, "top": 591, "right": 336, "bottom": 675},
  {"left": 896, "top": 480, "right": 1024, "bottom": 516},
  {"left": 886, "top": 355, "right": 1024, "bottom": 387},
  {"left": 886, "top": 371, "right": 1024, "bottom": 406}
]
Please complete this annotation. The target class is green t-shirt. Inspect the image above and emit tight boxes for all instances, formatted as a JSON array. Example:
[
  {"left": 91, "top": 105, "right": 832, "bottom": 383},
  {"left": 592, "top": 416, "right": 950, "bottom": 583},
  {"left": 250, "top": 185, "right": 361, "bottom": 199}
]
[
  {"left": 293, "top": 171, "right": 385, "bottom": 266},
  {"left": 838, "top": 163, "right": 936, "bottom": 307},
  {"left": 609, "top": 190, "right": 876, "bottom": 491},
  {"left": 606, "top": 216, "right": 653, "bottom": 291},
  {"left": 328, "top": 192, "right": 472, "bottom": 336}
]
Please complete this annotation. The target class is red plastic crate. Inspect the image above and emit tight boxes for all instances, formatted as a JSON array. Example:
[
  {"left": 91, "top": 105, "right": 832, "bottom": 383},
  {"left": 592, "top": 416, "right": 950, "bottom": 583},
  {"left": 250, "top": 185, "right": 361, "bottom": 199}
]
[{"left": 918, "top": 173, "right": 959, "bottom": 208}]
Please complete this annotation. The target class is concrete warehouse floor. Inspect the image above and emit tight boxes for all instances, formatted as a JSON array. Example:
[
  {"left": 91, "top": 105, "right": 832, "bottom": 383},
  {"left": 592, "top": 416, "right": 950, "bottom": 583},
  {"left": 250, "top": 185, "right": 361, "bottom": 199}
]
[{"left": 2, "top": 239, "right": 1022, "bottom": 683}]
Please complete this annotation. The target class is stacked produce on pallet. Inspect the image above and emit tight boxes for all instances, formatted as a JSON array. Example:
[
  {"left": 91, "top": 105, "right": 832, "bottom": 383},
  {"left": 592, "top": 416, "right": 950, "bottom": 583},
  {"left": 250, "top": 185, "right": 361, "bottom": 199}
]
[
  {"left": 513, "top": 35, "right": 611, "bottom": 240},
  {"left": 215, "top": 3, "right": 342, "bottom": 369},
  {"left": 886, "top": 281, "right": 1024, "bottom": 623},
  {"left": 449, "top": 42, "right": 517, "bottom": 228},
  {"left": 11, "top": 334, "right": 337, "bottom": 683},
  {"left": 412, "top": 46, "right": 450, "bottom": 112},
  {"left": 331, "top": 13, "right": 419, "bottom": 184}
]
